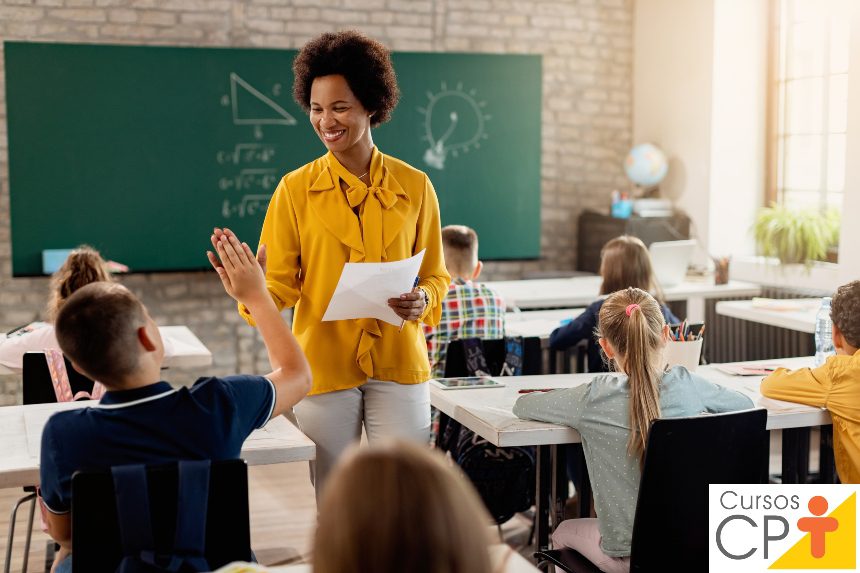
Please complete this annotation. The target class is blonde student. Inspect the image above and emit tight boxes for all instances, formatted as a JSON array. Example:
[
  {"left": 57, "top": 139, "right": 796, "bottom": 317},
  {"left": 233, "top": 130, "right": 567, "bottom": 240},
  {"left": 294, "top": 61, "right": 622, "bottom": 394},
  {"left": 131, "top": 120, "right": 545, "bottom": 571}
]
[
  {"left": 761, "top": 280, "right": 860, "bottom": 483},
  {"left": 424, "top": 224, "right": 506, "bottom": 378},
  {"left": 549, "top": 235, "right": 679, "bottom": 373},
  {"left": 514, "top": 288, "right": 751, "bottom": 573},
  {"left": 313, "top": 440, "right": 497, "bottom": 573},
  {"left": 0, "top": 246, "right": 112, "bottom": 372}
]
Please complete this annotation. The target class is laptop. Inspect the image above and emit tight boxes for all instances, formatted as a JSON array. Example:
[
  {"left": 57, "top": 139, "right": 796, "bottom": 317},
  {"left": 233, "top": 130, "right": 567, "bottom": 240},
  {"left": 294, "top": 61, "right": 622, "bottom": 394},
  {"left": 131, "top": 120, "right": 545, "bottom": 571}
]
[{"left": 648, "top": 240, "right": 696, "bottom": 288}]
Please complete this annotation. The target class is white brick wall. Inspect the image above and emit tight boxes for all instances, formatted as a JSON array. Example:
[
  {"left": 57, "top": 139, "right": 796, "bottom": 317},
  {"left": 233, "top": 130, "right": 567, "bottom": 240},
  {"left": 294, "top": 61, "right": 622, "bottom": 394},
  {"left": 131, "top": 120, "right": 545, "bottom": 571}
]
[{"left": 0, "top": 0, "right": 633, "bottom": 404}]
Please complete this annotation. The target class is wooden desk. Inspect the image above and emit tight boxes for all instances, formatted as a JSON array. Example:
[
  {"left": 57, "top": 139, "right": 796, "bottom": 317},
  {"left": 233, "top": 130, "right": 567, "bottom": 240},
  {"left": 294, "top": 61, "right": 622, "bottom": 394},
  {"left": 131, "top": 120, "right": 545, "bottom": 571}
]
[
  {"left": 431, "top": 357, "right": 826, "bottom": 550},
  {"left": 715, "top": 299, "right": 820, "bottom": 334},
  {"left": 0, "top": 325, "right": 212, "bottom": 375},
  {"left": 0, "top": 401, "right": 315, "bottom": 489},
  {"left": 486, "top": 276, "right": 761, "bottom": 322}
]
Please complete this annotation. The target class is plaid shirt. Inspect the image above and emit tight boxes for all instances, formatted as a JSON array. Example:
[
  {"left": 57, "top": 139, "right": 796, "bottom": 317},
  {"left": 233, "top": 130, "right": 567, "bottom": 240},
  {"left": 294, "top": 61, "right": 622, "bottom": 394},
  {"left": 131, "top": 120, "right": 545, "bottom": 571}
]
[{"left": 423, "top": 278, "right": 506, "bottom": 378}]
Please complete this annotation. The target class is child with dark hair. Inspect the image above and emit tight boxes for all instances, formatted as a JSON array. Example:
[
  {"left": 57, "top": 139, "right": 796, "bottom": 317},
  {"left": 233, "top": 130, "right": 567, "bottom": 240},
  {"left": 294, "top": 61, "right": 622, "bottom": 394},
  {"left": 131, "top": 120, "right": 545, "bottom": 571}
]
[
  {"left": 514, "top": 288, "right": 751, "bottom": 572},
  {"left": 761, "top": 280, "right": 860, "bottom": 483},
  {"left": 40, "top": 229, "right": 311, "bottom": 572},
  {"left": 549, "top": 235, "right": 679, "bottom": 372}
]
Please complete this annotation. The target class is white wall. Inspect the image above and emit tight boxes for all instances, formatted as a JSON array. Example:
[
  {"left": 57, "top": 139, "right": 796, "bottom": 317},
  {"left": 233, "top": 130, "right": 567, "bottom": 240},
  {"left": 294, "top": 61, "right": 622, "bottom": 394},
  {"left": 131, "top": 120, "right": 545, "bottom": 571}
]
[
  {"left": 708, "top": 0, "right": 768, "bottom": 258},
  {"left": 840, "top": 2, "right": 860, "bottom": 284},
  {"left": 633, "top": 0, "right": 715, "bottom": 255}
]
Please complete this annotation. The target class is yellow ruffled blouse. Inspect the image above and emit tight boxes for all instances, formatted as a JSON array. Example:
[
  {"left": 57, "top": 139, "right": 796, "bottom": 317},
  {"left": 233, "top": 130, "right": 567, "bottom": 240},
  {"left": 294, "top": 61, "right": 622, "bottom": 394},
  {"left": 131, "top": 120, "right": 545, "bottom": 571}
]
[{"left": 240, "top": 147, "right": 450, "bottom": 395}]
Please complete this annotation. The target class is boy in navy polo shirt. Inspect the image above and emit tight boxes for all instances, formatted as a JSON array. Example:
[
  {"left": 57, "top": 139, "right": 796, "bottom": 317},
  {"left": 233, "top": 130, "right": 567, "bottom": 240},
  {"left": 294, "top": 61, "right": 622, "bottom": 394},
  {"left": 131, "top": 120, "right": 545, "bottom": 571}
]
[{"left": 40, "top": 229, "right": 312, "bottom": 573}]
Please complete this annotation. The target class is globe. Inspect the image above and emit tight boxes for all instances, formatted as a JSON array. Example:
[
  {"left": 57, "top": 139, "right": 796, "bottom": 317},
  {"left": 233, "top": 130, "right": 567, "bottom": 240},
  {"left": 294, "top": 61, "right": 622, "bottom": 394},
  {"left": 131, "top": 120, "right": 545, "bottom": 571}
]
[{"left": 624, "top": 143, "right": 668, "bottom": 188}]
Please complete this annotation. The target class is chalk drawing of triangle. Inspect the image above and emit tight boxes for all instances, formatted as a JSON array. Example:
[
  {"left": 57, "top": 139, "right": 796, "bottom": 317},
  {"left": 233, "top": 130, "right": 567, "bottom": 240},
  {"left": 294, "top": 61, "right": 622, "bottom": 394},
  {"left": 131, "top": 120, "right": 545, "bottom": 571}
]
[{"left": 231, "top": 72, "right": 296, "bottom": 126}]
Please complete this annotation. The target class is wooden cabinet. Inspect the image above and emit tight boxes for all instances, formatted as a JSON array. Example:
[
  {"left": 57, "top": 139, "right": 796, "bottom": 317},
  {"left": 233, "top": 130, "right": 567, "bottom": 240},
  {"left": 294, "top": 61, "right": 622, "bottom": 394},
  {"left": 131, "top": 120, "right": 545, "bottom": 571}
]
[{"left": 576, "top": 210, "right": 691, "bottom": 273}]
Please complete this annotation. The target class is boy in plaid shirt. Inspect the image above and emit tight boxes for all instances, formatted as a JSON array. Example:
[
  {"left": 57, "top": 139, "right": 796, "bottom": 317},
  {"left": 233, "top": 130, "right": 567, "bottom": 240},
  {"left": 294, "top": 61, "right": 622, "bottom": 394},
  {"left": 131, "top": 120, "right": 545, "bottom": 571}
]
[{"left": 424, "top": 225, "right": 506, "bottom": 378}]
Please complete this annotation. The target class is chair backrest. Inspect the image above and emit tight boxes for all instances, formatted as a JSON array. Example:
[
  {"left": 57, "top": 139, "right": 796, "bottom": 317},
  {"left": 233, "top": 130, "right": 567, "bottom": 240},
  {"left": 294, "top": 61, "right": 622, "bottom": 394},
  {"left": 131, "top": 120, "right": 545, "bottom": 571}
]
[
  {"left": 443, "top": 337, "right": 543, "bottom": 377},
  {"left": 22, "top": 351, "right": 95, "bottom": 405},
  {"left": 71, "top": 459, "right": 252, "bottom": 573},
  {"left": 629, "top": 408, "right": 768, "bottom": 571}
]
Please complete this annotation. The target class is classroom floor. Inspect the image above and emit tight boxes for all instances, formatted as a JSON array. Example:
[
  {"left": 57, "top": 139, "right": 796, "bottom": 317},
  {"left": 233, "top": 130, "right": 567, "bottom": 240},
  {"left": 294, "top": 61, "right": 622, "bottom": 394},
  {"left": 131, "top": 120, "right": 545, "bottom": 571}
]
[{"left": 0, "top": 430, "right": 813, "bottom": 572}]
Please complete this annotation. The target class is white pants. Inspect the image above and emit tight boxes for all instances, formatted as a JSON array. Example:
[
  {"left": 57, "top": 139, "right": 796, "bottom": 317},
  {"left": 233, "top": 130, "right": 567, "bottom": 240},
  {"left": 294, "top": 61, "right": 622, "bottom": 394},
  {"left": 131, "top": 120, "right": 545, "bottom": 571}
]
[
  {"left": 293, "top": 378, "right": 431, "bottom": 502},
  {"left": 552, "top": 518, "right": 631, "bottom": 573}
]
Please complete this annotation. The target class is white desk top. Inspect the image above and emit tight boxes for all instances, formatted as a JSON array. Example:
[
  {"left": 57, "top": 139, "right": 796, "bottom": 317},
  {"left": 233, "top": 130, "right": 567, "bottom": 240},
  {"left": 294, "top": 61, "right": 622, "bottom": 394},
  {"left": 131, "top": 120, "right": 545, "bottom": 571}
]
[
  {"left": 0, "top": 324, "right": 212, "bottom": 375},
  {"left": 504, "top": 308, "right": 584, "bottom": 340},
  {"left": 485, "top": 276, "right": 761, "bottom": 310},
  {"left": 430, "top": 357, "right": 829, "bottom": 448},
  {"left": 226, "top": 545, "right": 539, "bottom": 572},
  {"left": 0, "top": 402, "right": 315, "bottom": 489},
  {"left": 715, "top": 299, "right": 819, "bottom": 334}
]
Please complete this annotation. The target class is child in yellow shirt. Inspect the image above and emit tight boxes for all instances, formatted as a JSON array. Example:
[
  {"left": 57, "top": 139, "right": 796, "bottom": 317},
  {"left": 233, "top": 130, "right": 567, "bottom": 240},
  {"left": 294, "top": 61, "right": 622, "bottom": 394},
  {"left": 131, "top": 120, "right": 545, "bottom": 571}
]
[{"left": 760, "top": 280, "right": 860, "bottom": 483}]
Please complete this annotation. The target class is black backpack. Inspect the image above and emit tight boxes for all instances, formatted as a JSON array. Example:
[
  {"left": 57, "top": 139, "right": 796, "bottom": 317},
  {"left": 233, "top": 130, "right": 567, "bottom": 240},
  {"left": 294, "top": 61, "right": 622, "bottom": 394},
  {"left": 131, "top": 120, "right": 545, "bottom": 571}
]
[{"left": 437, "top": 337, "right": 536, "bottom": 524}]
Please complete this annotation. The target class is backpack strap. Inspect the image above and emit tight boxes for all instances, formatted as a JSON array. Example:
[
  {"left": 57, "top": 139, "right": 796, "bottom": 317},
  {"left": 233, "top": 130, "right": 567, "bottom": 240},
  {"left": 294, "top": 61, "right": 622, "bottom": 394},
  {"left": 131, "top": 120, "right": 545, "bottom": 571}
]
[
  {"left": 461, "top": 338, "right": 490, "bottom": 376},
  {"left": 112, "top": 465, "right": 155, "bottom": 557},
  {"left": 171, "top": 460, "right": 211, "bottom": 570},
  {"left": 500, "top": 336, "right": 524, "bottom": 376}
]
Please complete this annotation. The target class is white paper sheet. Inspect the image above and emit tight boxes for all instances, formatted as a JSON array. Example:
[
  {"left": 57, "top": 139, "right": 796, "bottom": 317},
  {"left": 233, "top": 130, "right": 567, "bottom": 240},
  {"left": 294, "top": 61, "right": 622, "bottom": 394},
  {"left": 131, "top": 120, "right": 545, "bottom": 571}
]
[{"left": 322, "top": 250, "right": 425, "bottom": 326}]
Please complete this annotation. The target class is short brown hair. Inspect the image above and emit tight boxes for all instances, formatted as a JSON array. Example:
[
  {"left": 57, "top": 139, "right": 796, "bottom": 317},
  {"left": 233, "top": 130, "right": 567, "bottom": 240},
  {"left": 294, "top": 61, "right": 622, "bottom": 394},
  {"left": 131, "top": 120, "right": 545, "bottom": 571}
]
[
  {"left": 47, "top": 245, "right": 112, "bottom": 320},
  {"left": 831, "top": 280, "right": 860, "bottom": 348},
  {"left": 599, "top": 235, "right": 664, "bottom": 302},
  {"left": 441, "top": 225, "right": 479, "bottom": 278},
  {"left": 293, "top": 30, "right": 400, "bottom": 127},
  {"left": 55, "top": 282, "right": 146, "bottom": 384},
  {"left": 313, "top": 441, "right": 494, "bottom": 573}
]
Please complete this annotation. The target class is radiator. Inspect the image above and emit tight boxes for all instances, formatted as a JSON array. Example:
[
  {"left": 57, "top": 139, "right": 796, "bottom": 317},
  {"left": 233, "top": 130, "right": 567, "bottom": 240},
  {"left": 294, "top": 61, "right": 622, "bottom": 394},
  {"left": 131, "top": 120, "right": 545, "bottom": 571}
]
[{"left": 704, "top": 286, "right": 825, "bottom": 364}]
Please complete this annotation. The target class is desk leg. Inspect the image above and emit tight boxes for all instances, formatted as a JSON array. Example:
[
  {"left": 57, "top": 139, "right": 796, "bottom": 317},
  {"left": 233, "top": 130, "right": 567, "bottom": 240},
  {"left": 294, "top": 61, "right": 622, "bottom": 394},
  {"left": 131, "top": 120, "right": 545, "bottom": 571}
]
[
  {"left": 551, "top": 445, "right": 568, "bottom": 531},
  {"left": 536, "top": 445, "right": 552, "bottom": 551},
  {"left": 781, "top": 428, "right": 810, "bottom": 484},
  {"left": 820, "top": 426, "right": 837, "bottom": 483}
]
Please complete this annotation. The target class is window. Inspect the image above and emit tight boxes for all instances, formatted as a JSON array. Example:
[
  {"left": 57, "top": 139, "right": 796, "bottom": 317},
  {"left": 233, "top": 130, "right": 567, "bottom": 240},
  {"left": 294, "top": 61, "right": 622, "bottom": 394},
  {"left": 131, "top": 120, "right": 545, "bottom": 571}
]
[{"left": 768, "top": 0, "right": 851, "bottom": 211}]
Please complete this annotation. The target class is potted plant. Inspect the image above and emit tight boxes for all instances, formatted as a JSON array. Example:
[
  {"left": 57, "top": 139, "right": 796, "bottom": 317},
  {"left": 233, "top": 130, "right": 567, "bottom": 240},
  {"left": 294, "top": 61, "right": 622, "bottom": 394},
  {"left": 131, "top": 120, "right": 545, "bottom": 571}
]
[{"left": 752, "top": 203, "right": 840, "bottom": 268}]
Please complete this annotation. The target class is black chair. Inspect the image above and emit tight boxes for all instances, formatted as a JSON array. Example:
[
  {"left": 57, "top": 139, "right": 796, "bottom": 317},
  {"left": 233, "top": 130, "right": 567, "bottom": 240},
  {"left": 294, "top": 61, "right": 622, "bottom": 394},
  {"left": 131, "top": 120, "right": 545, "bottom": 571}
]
[
  {"left": 23, "top": 351, "right": 96, "bottom": 405},
  {"left": 535, "top": 408, "right": 768, "bottom": 572},
  {"left": 442, "top": 337, "right": 543, "bottom": 377},
  {"left": 71, "top": 459, "right": 252, "bottom": 573}
]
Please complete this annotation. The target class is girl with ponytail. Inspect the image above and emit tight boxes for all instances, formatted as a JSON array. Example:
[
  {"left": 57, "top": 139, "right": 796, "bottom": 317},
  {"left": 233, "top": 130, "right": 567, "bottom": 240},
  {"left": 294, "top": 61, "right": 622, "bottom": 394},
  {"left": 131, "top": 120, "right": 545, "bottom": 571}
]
[{"left": 514, "top": 287, "right": 752, "bottom": 573}]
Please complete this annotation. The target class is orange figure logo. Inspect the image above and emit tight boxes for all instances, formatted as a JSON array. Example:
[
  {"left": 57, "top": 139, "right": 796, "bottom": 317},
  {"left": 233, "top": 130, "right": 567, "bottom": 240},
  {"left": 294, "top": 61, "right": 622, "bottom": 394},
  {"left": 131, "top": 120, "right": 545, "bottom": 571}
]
[{"left": 797, "top": 496, "right": 839, "bottom": 558}]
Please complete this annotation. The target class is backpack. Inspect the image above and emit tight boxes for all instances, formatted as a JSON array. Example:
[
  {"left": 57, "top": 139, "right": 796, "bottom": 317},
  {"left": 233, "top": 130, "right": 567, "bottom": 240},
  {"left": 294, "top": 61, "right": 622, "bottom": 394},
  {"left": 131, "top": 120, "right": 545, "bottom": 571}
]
[
  {"left": 112, "top": 460, "right": 211, "bottom": 573},
  {"left": 438, "top": 337, "right": 536, "bottom": 524}
]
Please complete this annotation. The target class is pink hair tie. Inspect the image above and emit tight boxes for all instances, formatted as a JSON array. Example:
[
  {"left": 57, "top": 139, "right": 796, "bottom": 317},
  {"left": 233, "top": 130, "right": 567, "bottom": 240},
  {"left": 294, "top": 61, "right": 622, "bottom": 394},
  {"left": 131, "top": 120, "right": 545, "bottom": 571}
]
[{"left": 625, "top": 303, "right": 640, "bottom": 316}]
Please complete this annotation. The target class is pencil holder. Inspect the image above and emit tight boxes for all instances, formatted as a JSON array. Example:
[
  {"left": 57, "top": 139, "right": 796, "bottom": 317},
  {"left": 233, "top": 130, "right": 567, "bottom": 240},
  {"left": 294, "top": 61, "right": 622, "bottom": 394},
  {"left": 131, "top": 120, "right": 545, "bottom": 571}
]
[{"left": 663, "top": 338, "right": 704, "bottom": 372}]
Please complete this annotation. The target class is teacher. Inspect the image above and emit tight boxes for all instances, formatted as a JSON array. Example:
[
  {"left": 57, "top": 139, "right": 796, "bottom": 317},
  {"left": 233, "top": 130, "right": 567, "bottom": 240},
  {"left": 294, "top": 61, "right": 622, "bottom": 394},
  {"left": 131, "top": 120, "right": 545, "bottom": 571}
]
[{"left": 238, "top": 30, "right": 450, "bottom": 497}]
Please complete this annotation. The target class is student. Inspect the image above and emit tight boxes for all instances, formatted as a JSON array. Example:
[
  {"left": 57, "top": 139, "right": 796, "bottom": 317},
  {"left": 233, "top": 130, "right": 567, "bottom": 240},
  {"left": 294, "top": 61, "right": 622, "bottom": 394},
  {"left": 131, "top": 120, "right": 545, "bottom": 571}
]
[
  {"left": 549, "top": 235, "right": 680, "bottom": 373},
  {"left": 40, "top": 229, "right": 311, "bottom": 573},
  {"left": 423, "top": 225, "right": 506, "bottom": 378},
  {"left": 761, "top": 280, "right": 860, "bottom": 483},
  {"left": 0, "top": 246, "right": 112, "bottom": 372},
  {"left": 514, "top": 287, "right": 751, "bottom": 573},
  {"left": 312, "top": 440, "right": 496, "bottom": 573}
]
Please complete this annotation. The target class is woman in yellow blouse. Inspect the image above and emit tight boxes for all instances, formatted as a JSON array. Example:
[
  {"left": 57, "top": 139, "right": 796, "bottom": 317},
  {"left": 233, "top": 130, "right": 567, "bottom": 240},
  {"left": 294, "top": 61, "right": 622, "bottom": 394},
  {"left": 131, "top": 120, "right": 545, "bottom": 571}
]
[{"left": 232, "top": 30, "right": 449, "bottom": 497}]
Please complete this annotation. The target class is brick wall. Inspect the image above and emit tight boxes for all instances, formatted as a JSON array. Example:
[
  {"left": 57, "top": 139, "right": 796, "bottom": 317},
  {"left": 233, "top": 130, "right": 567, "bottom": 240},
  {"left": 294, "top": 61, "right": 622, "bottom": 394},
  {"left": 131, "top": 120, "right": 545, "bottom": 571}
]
[{"left": 0, "top": 0, "right": 633, "bottom": 403}]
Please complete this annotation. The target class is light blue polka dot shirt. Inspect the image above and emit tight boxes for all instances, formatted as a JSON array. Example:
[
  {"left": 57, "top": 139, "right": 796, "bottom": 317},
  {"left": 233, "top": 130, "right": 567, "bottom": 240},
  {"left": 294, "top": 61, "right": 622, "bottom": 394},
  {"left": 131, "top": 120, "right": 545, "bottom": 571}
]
[{"left": 512, "top": 366, "right": 754, "bottom": 557}]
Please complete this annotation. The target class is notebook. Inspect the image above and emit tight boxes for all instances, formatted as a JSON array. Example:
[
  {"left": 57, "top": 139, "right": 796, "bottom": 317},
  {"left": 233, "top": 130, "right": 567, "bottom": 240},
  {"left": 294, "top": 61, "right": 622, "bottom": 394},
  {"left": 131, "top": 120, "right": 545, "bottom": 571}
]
[{"left": 648, "top": 240, "right": 696, "bottom": 288}]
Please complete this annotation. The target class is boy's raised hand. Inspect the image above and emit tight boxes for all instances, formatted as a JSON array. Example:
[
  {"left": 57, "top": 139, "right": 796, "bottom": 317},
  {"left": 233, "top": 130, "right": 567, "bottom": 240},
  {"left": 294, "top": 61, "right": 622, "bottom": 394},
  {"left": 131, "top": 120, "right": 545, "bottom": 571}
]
[{"left": 207, "top": 227, "right": 268, "bottom": 305}]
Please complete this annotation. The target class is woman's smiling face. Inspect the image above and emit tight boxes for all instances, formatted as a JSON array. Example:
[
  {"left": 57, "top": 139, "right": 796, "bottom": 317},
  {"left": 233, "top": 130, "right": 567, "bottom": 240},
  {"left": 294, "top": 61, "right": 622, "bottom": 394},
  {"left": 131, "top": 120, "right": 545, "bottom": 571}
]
[{"left": 309, "top": 74, "right": 373, "bottom": 156}]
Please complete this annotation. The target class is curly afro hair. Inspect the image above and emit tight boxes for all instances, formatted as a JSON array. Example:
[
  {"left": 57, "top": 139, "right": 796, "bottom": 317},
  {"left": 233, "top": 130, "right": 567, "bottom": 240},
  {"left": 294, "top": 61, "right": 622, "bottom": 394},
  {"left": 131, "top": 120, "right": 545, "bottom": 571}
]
[
  {"left": 832, "top": 280, "right": 860, "bottom": 348},
  {"left": 293, "top": 30, "right": 400, "bottom": 127}
]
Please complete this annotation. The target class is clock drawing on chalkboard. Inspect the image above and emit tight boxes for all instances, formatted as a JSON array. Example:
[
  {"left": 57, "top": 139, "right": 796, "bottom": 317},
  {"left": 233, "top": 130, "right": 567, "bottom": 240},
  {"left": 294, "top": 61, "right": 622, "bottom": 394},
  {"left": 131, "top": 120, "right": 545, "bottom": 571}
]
[
  {"left": 221, "top": 72, "right": 296, "bottom": 140},
  {"left": 419, "top": 82, "right": 490, "bottom": 170}
]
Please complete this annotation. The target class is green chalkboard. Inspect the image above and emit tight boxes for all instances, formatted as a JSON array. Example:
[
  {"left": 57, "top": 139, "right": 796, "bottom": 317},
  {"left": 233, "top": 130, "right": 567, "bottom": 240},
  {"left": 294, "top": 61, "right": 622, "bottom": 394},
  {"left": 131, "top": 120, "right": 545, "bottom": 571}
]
[{"left": 5, "top": 42, "right": 541, "bottom": 276}]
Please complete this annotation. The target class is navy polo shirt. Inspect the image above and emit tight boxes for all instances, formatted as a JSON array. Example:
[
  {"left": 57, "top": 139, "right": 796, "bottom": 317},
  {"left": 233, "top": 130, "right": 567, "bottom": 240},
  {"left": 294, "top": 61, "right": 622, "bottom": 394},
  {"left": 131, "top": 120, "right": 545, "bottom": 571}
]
[{"left": 39, "top": 375, "right": 275, "bottom": 514}]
